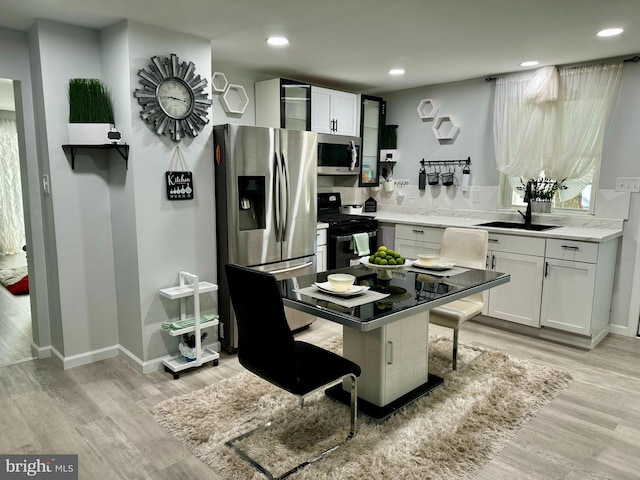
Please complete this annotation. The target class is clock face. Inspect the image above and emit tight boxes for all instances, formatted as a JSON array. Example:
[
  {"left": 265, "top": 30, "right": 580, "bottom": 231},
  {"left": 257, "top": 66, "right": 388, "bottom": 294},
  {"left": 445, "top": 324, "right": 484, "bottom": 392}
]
[
  {"left": 158, "top": 78, "right": 193, "bottom": 120},
  {"left": 134, "top": 54, "right": 212, "bottom": 142}
]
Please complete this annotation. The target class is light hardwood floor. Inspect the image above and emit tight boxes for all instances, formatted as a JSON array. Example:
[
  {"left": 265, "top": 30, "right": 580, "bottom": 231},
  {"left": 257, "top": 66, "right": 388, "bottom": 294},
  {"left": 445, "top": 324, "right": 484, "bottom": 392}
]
[
  {"left": 0, "top": 252, "right": 33, "bottom": 367},
  {"left": 0, "top": 317, "right": 639, "bottom": 479}
]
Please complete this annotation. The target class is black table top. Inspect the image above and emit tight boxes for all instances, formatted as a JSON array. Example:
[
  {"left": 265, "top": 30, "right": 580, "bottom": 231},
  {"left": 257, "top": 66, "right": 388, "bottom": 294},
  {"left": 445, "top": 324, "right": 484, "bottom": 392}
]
[{"left": 279, "top": 264, "right": 510, "bottom": 332}]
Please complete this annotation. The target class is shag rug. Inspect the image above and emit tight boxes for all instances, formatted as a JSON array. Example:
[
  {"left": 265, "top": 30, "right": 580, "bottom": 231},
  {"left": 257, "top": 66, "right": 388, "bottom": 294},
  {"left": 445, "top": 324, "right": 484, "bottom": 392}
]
[
  {"left": 0, "top": 266, "right": 29, "bottom": 295},
  {"left": 153, "top": 337, "right": 572, "bottom": 479}
]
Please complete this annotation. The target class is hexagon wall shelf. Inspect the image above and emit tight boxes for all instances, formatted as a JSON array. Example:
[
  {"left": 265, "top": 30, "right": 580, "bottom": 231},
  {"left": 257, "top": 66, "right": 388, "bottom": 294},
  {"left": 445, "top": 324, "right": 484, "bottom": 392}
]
[
  {"left": 417, "top": 98, "right": 439, "bottom": 120},
  {"left": 432, "top": 115, "right": 460, "bottom": 141},
  {"left": 220, "top": 84, "right": 249, "bottom": 115},
  {"left": 211, "top": 72, "right": 229, "bottom": 93}
]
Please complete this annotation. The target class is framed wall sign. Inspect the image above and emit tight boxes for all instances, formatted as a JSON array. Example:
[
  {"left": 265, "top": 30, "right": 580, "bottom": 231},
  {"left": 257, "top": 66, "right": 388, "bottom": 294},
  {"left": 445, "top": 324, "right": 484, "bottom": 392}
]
[
  {"left": 165, "top": 146, "right": 194, "bottom": 200},
  {"left": 166, "top": 171, "right": 194, "bottom": 200}
]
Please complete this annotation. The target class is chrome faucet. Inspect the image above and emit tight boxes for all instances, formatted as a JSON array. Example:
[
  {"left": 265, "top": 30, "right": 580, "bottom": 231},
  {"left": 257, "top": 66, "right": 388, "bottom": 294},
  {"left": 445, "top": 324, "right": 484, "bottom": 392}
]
[{"left": 518, "top": 180, "right": 532, "bottom": 227}]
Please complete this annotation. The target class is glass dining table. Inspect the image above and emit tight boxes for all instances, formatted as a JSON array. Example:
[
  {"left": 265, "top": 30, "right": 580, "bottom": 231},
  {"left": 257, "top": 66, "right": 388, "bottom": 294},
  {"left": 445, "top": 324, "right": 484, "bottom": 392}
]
[{"left": 278, "top": 262, "right": 510, "bottom": 421}]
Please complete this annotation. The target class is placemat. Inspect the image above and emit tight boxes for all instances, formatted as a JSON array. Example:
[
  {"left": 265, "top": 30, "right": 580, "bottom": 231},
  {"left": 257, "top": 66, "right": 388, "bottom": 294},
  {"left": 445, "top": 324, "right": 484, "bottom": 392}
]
[
  {"left": 406, "top": 265, "right": 470, "bottom": 277},
  {"left": 292, "top": 286, "right": 390, "bottom": 308}
]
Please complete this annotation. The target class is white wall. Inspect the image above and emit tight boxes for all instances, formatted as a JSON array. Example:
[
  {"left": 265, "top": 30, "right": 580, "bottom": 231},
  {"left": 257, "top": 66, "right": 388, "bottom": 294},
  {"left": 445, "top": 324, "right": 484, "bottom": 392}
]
[
  {"left": 126, "top": 22, "right": 218, "bottom": 364},
  {"left": 32, "top": 20, "right": 119, "bottom": 360}
]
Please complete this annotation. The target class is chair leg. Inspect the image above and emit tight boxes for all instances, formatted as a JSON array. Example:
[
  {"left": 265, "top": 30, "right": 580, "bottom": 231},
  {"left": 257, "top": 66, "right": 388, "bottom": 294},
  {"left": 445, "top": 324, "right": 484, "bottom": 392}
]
[
  {"left": 225, "top": 374, "right": 359, "bottom": 479},
  {"left": 348, "top": 373, "right": 358, "bottom": 437},
  {"left": 452, "top": 329, "right": 459, "bottom": 370}
]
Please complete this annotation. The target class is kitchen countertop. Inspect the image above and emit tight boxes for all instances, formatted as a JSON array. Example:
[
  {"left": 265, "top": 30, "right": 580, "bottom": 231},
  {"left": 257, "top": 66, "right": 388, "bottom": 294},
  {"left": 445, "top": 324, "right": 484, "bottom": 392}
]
[{"left": 371, "top": 208, "right": 624, "bottom": 243}]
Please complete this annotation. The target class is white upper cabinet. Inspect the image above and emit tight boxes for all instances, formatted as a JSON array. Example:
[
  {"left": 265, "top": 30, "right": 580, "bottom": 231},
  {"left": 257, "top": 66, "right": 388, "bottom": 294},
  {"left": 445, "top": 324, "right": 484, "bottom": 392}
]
[{"left": 311, "top": 86, "right": 358, "bottom": 136}]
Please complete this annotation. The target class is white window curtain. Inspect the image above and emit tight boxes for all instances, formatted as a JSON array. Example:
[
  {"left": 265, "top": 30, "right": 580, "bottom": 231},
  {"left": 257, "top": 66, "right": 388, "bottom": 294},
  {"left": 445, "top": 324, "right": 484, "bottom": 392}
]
[
  {"left": 0, "top": 118, "right": 25, "bottom": 255},
  {"left": 493, "top": 66, "right": 558, "bottom": 179},
  {"left": 493, "top": 61, "right": 623, "bottom": 195},
  {"left": 546, "top": 63, "right": 623, "bottom": 181}
]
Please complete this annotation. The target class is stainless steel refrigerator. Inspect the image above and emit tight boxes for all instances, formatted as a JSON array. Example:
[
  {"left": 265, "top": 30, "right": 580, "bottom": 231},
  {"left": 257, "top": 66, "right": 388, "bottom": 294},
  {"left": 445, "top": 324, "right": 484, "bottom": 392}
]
[{"left": 213, "top": 124, "right": 318, "bottom": 352}]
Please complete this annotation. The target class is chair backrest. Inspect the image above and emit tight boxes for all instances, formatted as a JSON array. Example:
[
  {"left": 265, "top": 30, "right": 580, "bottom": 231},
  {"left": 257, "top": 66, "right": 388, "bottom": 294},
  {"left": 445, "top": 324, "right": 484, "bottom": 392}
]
[
  {"left": 225, "top": 263, "right": 296, "bottom": 386},
  {"left": 439, "top": 227, "right": 488, "bottom": 269},
  {"left": 439, "top": 227, "right": 489, "bottom": 305}
]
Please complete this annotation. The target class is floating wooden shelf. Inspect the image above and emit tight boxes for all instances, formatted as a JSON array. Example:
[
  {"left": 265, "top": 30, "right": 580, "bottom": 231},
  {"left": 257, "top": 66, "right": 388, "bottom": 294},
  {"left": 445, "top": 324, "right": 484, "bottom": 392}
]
[{"left": 62, "top": 144, "right": 129, "bottom": 170}]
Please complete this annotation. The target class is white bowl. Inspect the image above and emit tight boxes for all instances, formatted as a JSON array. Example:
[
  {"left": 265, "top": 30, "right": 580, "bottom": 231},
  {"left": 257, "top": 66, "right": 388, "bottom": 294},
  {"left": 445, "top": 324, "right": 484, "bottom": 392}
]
[
  {"left": 417, "top": 254, "right": 439, "bottom": 266},
  {"left": 327, "top": 273, "right": 356, "bottom": 291}
]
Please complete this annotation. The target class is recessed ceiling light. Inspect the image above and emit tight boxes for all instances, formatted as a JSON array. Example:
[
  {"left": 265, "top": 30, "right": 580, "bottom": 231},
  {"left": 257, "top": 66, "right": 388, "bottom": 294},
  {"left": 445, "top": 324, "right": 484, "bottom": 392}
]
[
  {"left": 520, "top": 61, "right": 540, "bottom": 67},
  {"left": 267, "top": 36, "right": 289, "bottom": 46},
  {"left": 597, "top": 28, "right": 624, "bottom": 37},
  {"left": 389, "top": 68, "right": 405, "bottom": 75}
]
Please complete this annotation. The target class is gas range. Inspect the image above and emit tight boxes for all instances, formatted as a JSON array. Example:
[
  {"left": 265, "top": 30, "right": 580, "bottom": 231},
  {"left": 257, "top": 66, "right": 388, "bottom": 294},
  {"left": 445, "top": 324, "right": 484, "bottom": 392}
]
[{"left": 317, "top": 193, "right": 376, "bottom": 229}]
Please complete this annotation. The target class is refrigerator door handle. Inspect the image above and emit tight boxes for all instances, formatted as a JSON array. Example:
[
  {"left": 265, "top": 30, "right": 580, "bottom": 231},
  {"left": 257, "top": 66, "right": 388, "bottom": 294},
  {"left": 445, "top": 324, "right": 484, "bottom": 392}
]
[
  {"left": 280, "top": 152, "right": 290, "bottom": 241},
  {"left": 269, "top": 261, "right": 313, "bottom": 275},
  {"left": 273, "top": 151, "right": 282, "bottom": 240}
]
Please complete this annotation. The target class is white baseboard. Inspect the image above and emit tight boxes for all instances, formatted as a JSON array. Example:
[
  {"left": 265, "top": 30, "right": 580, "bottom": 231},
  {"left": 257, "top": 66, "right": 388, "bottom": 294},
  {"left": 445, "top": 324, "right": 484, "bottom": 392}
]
[
  {"left": 30, "top": 341, "right": 223, "bottom": 374},
  {"left": 52, "top": 344, "right": 120, "bottom": 370},
  {"left": 119, "top": 340, "right": 222, "bottom": 375},
  {"left": 31, "top": 341, "right": 51, "bottom": 359}
]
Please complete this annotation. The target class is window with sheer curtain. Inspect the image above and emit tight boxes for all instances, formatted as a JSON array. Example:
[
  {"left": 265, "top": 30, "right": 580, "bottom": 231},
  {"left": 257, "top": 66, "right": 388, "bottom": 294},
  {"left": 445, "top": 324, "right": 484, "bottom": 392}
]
[
  {"left": 493, "top": 62, "right": 623, "bottom": 212},
  {"left": 0, "top": 118, "right": 25, "bottom": 254}
]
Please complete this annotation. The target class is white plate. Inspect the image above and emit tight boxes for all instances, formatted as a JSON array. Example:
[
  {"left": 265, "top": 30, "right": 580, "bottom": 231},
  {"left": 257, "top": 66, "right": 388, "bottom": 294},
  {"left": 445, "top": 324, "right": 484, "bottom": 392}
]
[
  {"left": 411, "top": 260, "right": 455, "bottom": 271},
  {"left": 313, "top": 282, "right": 370, "bottom": 297},
  {"left": 359, "top": 257, "right": 409, "bottom": 270}
]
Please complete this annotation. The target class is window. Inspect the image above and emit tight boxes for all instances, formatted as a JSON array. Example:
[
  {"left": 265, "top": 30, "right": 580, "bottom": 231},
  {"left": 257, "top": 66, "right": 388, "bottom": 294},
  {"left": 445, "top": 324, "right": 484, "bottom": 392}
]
[
  {"left": 494, "top": 62, "right": 622, "bottom": 214},
  {"left": 500, "top": 168, "right": 597, "bottom": 213}
]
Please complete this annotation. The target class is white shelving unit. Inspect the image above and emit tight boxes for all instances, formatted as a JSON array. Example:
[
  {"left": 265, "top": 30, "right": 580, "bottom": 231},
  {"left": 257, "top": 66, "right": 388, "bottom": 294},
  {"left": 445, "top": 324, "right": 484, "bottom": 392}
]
[{"left": 159, "top": 271, "right": 220, "bottom": 379}]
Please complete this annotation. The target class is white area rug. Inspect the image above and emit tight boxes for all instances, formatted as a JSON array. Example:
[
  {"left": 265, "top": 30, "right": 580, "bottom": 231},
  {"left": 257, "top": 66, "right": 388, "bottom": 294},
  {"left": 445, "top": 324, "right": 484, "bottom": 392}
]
[{"left": 153, "top": 337, "right": 572, "bottom": 479}]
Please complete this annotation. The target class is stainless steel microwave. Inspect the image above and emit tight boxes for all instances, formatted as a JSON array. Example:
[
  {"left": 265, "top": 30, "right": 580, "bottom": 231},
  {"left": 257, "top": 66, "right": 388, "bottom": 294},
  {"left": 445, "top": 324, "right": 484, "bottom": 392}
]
[{"left": 317, "top": 133, "right": 361, "bottom": 175}]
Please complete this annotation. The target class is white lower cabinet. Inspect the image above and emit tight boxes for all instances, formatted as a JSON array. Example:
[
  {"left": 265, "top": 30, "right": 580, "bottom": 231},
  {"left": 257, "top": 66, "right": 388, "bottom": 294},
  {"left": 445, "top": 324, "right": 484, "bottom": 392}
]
[
  {"left": 540, "top": 238, "right": 616, "bottom": 341},
  {"left": 389, "top": 221, "right": 618, "bottom": 349},
  {"left": 394, "top": 224, "right": 443, "bottom": 259},
  {"left": 484, "top": 234, "right": 545, "bottom": 328}
]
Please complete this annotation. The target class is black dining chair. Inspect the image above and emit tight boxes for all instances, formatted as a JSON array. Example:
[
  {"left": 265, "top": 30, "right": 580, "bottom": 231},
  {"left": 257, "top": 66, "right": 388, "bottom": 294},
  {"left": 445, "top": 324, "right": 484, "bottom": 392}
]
[{"left": 224, "top": 263, "right": 361, "bottom": 479}]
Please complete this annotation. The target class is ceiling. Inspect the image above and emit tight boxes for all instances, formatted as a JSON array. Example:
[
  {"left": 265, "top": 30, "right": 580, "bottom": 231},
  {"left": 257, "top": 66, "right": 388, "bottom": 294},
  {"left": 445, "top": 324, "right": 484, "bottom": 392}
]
[{"left": 1, "top": 0, "right": 639, "bottom": 94}]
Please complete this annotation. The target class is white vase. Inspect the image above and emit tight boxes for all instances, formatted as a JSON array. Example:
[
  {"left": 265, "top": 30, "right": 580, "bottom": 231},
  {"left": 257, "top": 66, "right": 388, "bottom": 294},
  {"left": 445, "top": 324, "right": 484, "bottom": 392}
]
[
  {"left": 531, "top": 201, "right": 551, "bottom": 213},
  {"left": 383, "top": 179, "right": 395, "bottom": 192},
  {"left": 67, "top": 123, "right": 113, "bottom": 145}
]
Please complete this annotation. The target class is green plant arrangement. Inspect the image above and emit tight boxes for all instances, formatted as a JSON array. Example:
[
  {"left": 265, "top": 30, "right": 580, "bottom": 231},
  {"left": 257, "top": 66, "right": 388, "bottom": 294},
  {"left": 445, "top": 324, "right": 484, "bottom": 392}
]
[
  {"left": 518, "top": 177, "right": 567, "bottom": 202},
  {"left": 68, "top": 78, "right": 114, "bottom": 124}
]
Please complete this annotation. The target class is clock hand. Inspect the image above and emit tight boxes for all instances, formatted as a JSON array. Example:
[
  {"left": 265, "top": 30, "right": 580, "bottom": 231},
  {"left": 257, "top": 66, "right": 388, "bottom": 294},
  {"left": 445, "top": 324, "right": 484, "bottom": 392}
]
[{"left": 160, "top": 95, "right": 188, "bottom": 103}]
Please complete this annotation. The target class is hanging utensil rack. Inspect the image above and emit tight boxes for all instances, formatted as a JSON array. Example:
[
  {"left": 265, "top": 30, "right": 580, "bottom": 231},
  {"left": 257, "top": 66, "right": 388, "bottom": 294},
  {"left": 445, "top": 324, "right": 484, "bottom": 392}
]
[{"left": 419, "top": 156, "right": 471, "bottom": 168}]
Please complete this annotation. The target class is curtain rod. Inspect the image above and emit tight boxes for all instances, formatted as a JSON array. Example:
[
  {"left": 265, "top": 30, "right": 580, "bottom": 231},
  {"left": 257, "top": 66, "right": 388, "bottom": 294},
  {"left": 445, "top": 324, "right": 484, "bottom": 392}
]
[{"left": 484, "top": 54, "right": 640, "bottom": 82}]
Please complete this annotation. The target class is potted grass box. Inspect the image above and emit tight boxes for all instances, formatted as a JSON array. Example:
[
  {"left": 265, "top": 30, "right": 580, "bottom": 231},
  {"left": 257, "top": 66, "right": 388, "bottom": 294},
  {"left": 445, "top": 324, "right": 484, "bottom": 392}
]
[{"left": 67, "top": 78, "right": 115, "bottom": 145}]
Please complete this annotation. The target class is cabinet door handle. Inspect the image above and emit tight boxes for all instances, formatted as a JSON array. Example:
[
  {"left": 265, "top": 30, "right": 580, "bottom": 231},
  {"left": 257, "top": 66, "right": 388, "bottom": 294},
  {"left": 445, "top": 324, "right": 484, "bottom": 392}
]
[
  {"left": 386, "top": 341, "right": 394, "bottom": 364},
  {"left": 488, "top": 238, "right": 499, "bottom": 243},
  {"left": 545, "top": 261, "right": 549, "bottom": 277},
  {"left": 486, "top": 254, "right": 489, "bottom": 269},
  {"left": 561, "top": 245, "right": 580, "bottom": 250},
  {"left": 412, "top": 229, "right": 425, "bottom": 234},
  {"left": 491, "top": 254, "right": 496, "bottom": 270}
]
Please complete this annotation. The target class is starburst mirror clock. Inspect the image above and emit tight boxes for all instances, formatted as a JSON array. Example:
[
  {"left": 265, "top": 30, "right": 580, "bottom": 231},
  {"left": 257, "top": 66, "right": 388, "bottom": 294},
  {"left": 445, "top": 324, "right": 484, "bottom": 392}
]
[{"left": 134, "top": 53, "right": 212, "bottom": 142}]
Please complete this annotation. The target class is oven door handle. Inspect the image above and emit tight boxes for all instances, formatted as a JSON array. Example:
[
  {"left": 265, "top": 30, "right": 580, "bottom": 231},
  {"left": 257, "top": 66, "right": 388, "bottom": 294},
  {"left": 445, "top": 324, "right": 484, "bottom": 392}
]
[{"left": 333, "top": 230, "right": 378, "bottom": 243}]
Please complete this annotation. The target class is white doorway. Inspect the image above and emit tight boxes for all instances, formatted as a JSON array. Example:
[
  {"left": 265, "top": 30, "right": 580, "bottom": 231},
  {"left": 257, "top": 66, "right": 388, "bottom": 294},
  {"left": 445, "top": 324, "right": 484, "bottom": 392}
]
[{"left": 0, "top": 78, "right": 33, "bottom": 366}]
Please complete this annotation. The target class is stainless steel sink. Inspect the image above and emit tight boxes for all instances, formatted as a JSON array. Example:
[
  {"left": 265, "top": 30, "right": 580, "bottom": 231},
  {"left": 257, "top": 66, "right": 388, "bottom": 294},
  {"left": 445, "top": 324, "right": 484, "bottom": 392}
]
[{"left": 475, "top": 221, "right": 559, "bottom": 232}]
